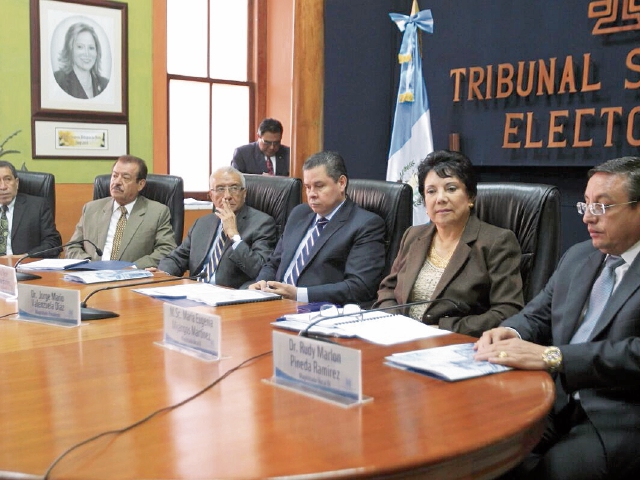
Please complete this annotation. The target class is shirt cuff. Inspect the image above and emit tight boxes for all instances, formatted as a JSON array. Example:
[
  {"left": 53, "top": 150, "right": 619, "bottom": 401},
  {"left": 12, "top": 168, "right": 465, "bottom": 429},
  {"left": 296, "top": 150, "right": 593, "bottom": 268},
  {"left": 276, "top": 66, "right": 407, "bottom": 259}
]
[{"left": 296, "top": 287, "right": 309, "bottom": 303}]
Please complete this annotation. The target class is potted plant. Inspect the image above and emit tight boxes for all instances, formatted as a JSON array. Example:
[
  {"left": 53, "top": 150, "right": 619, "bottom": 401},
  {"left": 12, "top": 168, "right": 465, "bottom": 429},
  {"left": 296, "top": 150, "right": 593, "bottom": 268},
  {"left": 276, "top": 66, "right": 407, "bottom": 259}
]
[{"left": 0, "top": 130, "right": 21, "bottom": 158}]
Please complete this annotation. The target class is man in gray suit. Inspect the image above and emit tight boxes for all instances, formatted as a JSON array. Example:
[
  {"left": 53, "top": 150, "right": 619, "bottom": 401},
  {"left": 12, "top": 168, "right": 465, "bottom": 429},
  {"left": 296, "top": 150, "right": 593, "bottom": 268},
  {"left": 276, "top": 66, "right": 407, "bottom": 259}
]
[
  {"left": 231, "top": 118, "right": 290, "bottom": 176},
  {"left": 158, "top": 167, "right": 277, "bottom": 288},
  {"left": 66, "top": 155, "right": 176, "bottom": 268},
  {"left": 475, "top": 156, "right": 640, "bottom": 479}
]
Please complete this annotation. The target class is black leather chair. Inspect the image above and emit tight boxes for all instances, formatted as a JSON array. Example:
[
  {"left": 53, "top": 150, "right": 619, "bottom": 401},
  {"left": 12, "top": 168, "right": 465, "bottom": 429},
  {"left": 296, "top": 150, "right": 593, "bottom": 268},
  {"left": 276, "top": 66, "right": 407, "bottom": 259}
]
[
  {"left": 348, "top": 179, "right": 413, "bottom": 278},
  {"left": 244, "top": 174, "right": 302, "bottom": 237},
  {"left": 93, "top": 173, "right": 185, "bottom": 245},
  {"left": 475, "top": 182, "right": 561, "bottom": 302},
  {"left": 17, "top": 170, "right": 56, "bottom": 215}
]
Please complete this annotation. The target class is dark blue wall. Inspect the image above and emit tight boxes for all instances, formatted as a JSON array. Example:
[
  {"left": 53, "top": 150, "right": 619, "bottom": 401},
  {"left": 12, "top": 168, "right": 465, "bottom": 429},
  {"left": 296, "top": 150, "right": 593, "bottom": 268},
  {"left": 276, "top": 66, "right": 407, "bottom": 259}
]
[{"left": 323, "top": 0, "right": 640, "bottom": 252}]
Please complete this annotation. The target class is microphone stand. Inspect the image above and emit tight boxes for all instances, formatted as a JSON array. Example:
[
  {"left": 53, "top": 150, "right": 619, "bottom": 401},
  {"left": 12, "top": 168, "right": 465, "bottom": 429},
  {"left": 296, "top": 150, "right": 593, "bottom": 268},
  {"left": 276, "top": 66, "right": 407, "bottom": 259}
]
[
  {"left": 80, "top": 273, "right": 205, "bottom": 321},
  {"left": 13, "top": 239, "right": 104, "bottom": 282}
]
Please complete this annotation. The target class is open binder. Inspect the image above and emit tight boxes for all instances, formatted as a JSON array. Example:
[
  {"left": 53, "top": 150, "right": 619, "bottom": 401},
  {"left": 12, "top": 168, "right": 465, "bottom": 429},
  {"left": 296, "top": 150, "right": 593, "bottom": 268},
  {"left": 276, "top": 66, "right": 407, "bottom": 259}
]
[{"left": 273, "top": 310, "right": 450, "bottom": 345}]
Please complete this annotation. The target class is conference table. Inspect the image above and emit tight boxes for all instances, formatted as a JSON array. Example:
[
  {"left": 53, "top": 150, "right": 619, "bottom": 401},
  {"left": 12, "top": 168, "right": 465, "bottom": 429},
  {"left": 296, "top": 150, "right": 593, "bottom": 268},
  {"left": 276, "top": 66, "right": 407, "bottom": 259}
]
[{"left": 0, "top": 259, "right": 555, "bottom": 479}]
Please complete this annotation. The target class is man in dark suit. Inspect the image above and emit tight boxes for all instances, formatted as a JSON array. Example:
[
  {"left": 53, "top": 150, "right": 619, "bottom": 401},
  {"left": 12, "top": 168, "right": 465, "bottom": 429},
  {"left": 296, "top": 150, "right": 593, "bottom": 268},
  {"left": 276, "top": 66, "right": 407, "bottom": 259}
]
[
  {"left": 158, "top": 167, "right": 277, "bottom": 288},
  {"left": 475, "top": 156, "right": 640, "bottom": 479},
  {"left": 0, "top": 161, "right": 62, "bottom": 258},
  {"left": 249, "top": 151, "right": 386, "bottom": 305},
  {"left": 231, "top": 118, "right": 290, "bottom": 176}
]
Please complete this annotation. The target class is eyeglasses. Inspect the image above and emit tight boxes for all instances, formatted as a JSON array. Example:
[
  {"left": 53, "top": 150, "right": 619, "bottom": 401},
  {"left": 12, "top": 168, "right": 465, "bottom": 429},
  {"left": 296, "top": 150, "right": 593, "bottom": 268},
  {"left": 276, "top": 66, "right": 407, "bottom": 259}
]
[
  {"left": 576, "top": 200, "right": 638, "bottom": 216},
  {"left": 212, "top": 185, "right": 245, "bottom": 195},
  {"left": 260, "top": 138, "right": 281, "bottom": 147}
]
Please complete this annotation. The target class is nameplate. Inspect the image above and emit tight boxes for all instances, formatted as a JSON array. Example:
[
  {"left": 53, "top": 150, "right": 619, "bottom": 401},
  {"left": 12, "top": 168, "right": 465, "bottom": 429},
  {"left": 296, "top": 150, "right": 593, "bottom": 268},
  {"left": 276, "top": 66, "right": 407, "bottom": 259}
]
[
  {"left": 17, "top": 284, "right": 80, "bottom": 327},
  {"left": 267, "top": 331, "right": 371, "bottom": 407},
  {"left": 155, "top": 303, "right": 221, "bottom": 361},
  {"left": 0, "top": 264, "right": 18, "bottom": 298}
]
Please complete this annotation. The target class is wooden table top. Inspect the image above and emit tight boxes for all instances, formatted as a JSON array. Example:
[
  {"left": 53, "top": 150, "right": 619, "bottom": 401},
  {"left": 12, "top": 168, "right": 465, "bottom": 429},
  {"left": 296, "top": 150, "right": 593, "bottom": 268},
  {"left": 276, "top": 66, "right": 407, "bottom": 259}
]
[{"left": 0, "top": 264, "right": 554, "bottom": 479}]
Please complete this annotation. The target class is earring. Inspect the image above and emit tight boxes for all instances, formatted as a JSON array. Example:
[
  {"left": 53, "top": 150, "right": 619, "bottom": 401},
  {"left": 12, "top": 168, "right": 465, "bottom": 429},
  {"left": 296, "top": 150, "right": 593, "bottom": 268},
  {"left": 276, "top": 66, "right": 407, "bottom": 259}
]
[{"left": 468, "top": 203, "right": 474, "bottom": 208}]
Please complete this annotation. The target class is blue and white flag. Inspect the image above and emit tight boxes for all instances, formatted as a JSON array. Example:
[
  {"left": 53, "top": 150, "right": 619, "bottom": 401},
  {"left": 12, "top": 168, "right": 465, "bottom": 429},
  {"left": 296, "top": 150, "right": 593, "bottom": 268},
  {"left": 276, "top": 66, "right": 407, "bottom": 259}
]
[{"left": 387, "top": 8, "right": 434, "bottom": 225}]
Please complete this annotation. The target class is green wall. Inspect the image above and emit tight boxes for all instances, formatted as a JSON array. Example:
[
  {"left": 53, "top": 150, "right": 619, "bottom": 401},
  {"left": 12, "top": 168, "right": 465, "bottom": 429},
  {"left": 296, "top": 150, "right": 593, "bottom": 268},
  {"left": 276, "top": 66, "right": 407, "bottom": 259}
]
[{"left": 0, "top": 0, "right": 153, "bottom": 182}]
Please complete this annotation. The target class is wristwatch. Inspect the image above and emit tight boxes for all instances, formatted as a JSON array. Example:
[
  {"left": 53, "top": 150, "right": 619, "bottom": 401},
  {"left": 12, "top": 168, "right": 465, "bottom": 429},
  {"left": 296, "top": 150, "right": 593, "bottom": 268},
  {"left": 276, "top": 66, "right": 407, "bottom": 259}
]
[
  {"left": 542, "top": 346, "right": 563, "bottom": 373},
  {"left": 232, "top": 234, "right": 242, "bottom": 244}
]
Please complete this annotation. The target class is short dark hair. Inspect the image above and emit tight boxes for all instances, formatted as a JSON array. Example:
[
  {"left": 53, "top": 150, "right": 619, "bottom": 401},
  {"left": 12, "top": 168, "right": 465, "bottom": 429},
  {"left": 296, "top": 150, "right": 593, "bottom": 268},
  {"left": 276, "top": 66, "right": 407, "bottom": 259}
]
[
  {"left": 303, "top": 151, "right": 348, "bottom": 185},
  {"left": 114, "top": 155, "right": 147, "bottom": 181},
  {"left": 417, "top": 150, "right": 477, "bottom": 201},
  {"left": 588, "top": 156, "right": 640, "bottom": 203},
  {"left": 0, "top": 160, "right": 18, "bottom": 179},
  {"left": 258, "top": 118, "right": 283, "bottom": 136}
]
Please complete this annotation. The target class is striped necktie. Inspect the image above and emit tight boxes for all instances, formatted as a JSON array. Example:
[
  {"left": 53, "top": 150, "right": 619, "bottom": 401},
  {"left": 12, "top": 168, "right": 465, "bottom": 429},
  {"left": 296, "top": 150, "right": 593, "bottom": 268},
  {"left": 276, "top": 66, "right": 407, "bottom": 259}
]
[
  {"left": 285, "top": 217, "right": 328, "bottom": 285},
  {"left": 110, "top": 206, "right": 127, "bottom": 260},
  {"left": 0, "top": 205, "right": 8, "bottom": 255},
  {"left": 570, "top": 255, "right": 625, "bottom": 344},
  {"left": 202, "top": 230, "right": 227, "bottom": 282}
]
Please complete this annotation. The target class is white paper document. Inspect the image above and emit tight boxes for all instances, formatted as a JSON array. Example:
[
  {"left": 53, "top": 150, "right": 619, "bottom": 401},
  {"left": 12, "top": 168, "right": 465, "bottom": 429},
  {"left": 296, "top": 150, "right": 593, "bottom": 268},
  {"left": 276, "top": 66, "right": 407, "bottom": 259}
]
[
  {"left": 19, "top": 259, "right": 89, "bottom": 270},
  {"left": 385, "top": 343, "right": 512, "bottom": 381},
  {"left": 273, "top": 311, "right": 450, "bottom": 345},
  {"left": 133, "top": 283, "right": 280, "bottom": 306}
]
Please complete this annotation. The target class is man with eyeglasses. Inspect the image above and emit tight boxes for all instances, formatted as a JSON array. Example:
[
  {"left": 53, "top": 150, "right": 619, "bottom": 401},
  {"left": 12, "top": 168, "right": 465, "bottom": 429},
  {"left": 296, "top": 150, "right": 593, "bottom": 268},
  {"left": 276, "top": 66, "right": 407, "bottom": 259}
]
[
  {"left": 158, "top": 167, "right": 277, "bottom": 288},
  {"left": 231, "top": 118, "right": 290, "bottom": 176},
  {"left": 475, "top": 156, "right": 640, "bottom": 479}
]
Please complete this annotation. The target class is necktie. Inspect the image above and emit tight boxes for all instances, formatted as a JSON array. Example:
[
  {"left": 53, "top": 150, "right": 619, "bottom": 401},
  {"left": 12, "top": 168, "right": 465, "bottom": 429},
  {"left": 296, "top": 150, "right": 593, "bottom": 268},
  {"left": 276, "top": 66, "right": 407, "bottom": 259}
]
[
  {"left": 110, "top": 205, "right": 128, "bottom": 260},
  {"left": 570, "top": 255, "right": 625, "bottom": 344},
  {"left": 0, "top": 205, "right": 8, "bottom": 255},
  {"left": 286, "top": 217, "right": 328, "bottom": 285},
  {"left": 265, "top": 156, "right": 274, "bottom": 175},
  {"left": 202, "top": 230, "right": 227, "bottom": 282}
]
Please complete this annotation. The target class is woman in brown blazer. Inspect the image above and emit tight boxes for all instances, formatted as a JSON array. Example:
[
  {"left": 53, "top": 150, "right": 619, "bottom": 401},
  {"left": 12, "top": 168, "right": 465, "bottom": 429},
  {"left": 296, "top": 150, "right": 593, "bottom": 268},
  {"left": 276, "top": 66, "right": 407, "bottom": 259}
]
[{"left": 374, "top": 150, "right": 524, "bottom": 337}]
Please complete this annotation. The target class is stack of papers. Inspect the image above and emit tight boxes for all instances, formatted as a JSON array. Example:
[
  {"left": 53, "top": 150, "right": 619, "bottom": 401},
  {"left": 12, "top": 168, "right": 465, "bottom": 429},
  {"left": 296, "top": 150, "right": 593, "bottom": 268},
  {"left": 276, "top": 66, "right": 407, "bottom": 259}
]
[
  {"left": 133, "top": 283, "right": 280, "bottom": 306},
  {"left": 63, "top": 269, "right": 153, "bottom": 284},
  {"left": 273, "top": 311, "right": 450, "bottom": 345},
  {"left": 385, "top": 343, "right": 512, "bottom": 381}
]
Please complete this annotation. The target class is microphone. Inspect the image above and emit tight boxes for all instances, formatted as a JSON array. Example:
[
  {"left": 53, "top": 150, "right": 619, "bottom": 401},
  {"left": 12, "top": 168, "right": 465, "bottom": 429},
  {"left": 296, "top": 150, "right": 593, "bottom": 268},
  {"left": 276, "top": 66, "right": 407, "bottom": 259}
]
[
  {"left": 299, "top": 298, "right": 471, "bottom": 338},
  {"left": 80, "top": 272, "right": 206, "bottom": 321},
  {"left": 13, "top": 239, "right": 104, "bottom": 281}
]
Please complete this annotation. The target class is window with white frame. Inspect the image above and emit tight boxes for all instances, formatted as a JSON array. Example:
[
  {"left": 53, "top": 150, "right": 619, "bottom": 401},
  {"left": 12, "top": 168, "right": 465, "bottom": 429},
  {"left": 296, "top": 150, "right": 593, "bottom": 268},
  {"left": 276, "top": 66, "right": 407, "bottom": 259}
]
[{"left": 166, "top": 0, "right": 252, "bottom": 192}]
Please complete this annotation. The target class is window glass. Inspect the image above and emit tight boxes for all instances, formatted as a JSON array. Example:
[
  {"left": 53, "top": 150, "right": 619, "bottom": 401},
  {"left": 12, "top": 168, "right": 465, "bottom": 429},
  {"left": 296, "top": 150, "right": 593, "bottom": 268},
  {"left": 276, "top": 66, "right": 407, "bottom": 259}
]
[
  {"left": 167, "top": 0, "right": 208, "bottom": 77},
  {"left": 211, "top": 84, "right": 250, "bottom": 171},
  {"left": 169, "top": 80, "right": 211, "bottom": 191},
  {"left": 210, "top": 0, "right": 248, "bottom": 81}
]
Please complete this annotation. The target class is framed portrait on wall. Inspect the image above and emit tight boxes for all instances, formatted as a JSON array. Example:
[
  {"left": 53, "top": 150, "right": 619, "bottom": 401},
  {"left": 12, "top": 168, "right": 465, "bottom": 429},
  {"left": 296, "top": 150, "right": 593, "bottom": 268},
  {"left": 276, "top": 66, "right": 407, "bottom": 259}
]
[{"left": 30, "top": 0, "right": 128, "bottom": 118}]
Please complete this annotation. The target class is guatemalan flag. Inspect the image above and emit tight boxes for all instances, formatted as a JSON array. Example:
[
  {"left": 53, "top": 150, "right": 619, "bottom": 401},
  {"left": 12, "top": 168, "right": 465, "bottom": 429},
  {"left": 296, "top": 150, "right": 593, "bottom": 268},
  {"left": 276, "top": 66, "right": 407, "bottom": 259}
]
[{"left": 387, "top": 5, "right": 434, "bottom": 225}]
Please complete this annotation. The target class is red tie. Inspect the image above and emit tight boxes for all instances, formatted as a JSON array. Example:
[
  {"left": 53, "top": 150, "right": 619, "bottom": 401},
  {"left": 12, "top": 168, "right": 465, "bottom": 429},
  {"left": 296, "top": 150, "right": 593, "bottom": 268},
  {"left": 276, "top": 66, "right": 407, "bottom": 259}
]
[{"left": 265, "top": 156, "right": 274, "bottom": 175}]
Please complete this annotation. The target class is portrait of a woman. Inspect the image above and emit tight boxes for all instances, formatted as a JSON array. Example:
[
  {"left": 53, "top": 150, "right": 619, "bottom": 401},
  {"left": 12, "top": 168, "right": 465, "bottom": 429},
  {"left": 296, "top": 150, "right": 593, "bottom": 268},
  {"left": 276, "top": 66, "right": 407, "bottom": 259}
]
[
  {"left": 374, "top": 150, "right": 524, "bottom": 337},
  {"left": 53, "top": 22, "right": 109, "bottom": 99}
]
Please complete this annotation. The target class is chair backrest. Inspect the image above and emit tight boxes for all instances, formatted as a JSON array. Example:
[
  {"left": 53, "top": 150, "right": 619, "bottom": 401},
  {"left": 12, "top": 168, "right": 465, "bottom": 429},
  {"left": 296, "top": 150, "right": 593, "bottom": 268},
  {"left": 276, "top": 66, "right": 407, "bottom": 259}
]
[
  {"left": 244, "top": 174, "right": 302, "bottom": 237},
  {"left": 93, "top": 173, "right": 185, "bottom": 245},
  {"left": 348, "top": 179, "right": 413, "bottom": 278},
  {"left": 475, "top": 182, "right": 561, "bottom": 302},
  {"left": 17, "top": 170, "right": 56, "bottom": 215}
]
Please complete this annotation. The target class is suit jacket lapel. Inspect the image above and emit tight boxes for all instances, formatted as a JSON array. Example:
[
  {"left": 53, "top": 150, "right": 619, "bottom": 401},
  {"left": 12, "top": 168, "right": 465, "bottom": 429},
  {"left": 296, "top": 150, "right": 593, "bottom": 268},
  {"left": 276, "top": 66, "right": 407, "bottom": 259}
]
[
  {"left": 589, "top": 254, "right": 640, "bottom": 340},
  {"left": 97, "top": 199, "right": 114, "bottom": 248},
  {"left": 559, "top": 250, "right": 604, "bottom": 344},
  {"left": 282, "top": 210, "right": 315, "bottom": 268},
  {"left": 399, "top": 225, "right": 435, "bottom": 303},
  {"left": 303, "top": 200, "right": 352, "bottom": 267},
  {"left": 9, "top": 195, "right": 26, "bottom": 242},
  {"left": 428, "top": 215, "right": 480, "bottom": 304}
]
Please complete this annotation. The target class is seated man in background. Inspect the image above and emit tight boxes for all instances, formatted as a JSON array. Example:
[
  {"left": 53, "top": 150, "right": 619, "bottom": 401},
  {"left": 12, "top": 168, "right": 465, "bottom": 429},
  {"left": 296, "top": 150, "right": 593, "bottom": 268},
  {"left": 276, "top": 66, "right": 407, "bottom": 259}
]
[
  {"left": 157, "top": 167, "right": 277, "bottom": 288},
  {"left": 231, "top": 118, "right": 290, "bottom": 176},
  {"left": 0, "top": 160, "right": 62, "bottom": 257},
  {"left": 249, "top": 150, "right": 386, "bottom": 305},
  {"left": 475, "top": 156, "right": 640, "bottom": 479},
  {"left": 66, "top": 155, "right": 176, "bottom": 268}
]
